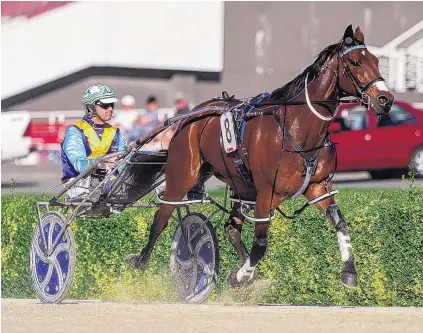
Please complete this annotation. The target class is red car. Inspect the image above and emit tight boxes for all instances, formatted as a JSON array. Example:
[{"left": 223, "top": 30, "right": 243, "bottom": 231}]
[{"left": 329, "top": 100, "right": 423, "bottom": 179}]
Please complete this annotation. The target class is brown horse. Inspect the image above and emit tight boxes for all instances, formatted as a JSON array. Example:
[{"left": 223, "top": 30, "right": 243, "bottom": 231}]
[{"left": 126, "top": 25, "right": 394, "bottom": 288}]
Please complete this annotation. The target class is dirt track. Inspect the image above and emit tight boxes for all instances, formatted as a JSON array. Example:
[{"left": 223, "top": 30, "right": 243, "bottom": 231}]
[{"left": 2, "top": 299, "right": 422, "bottom": 333}]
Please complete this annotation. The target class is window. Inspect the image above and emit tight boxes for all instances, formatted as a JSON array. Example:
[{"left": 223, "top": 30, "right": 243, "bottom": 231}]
[
  {"left": 335, "top": 105, "right": 368, "bottom": 131},
  {"left": 377, "top": 104, "right": 417, "bottom": 128}
]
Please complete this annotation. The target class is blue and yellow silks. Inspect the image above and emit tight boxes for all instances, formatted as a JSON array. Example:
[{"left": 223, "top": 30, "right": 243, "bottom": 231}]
[{"left": 61, "top": 116, "right": 126, "bottom": 182}]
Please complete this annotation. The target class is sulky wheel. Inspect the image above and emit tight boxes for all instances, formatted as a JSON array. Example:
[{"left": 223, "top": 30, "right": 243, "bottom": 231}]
[
  {"left": 170, "top": 213, "right": 219, "bottom": 304},
  {"left": 411, "top": 146, "right": 423, "bottom": 177},
  {"left": 30, "top": 212, "right": 76, "bottom": 303}
]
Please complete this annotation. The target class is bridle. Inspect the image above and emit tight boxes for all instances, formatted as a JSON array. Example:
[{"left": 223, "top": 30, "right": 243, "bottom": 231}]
[
  {"left": 338, "top": 43, "right": 385, "bottom": 108},
  {"left": 304, "top": 42, "right": 385, "bottom": 122}
]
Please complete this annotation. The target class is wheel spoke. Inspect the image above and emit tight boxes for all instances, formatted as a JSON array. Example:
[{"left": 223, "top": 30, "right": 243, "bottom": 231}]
[
  {"left": 33, "top": 234, "right": 49, "bottom": 262},
  {"left": 196, "top": 256, "right": 215, "bottom": 285},
  {"left": 47, "top": 221, "right": 55, "bottom": 250},
  {"left": 189, "top": 260, "right": 198, "bottom": 292},
  {"left": 53, "top": 258, "right": 63, "bottom": 291},
  {"left": 53, "top": 241, "right": 71, "bottom": 257},
  {"left": 196, "top": 256, "right": 211, "bottom": 272},
  {"left": 174, "top": 232, "right": 212, "bottom": 269},
  {"left": 188, "top": 222, "right": 208, "bottom": 242},
  {"left": 194, "top": 235, "right": 211, "bottom": 253},
  {"left": 40, "top": 264, "right": 53, "bottom": 290},
  {"left": 175, "top": 256, "right": 194, "bottom": 269}
]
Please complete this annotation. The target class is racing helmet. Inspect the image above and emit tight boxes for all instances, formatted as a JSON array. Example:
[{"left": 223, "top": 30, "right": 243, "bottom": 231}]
[{"left": 81, "top": 84, "right": 119, "bottom": 117}]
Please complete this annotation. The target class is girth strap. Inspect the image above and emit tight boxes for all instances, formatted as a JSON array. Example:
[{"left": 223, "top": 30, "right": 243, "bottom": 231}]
[
  {"left": 283, "top": 127, "right": 330, "bottom": 198},
  {"left": 232, "top": 92, "right": 270, "bottom": 186},
  {"left": 239, "top": 92, "right": 270, "bottom": 145},
  {"left": 234, "top": 149, "right": 254, "bottom": 186}
]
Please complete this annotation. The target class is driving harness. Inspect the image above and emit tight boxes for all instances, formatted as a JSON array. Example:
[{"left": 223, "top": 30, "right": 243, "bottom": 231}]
[{"left": 215, "top": 91, "right": 334, "bottom": 198}]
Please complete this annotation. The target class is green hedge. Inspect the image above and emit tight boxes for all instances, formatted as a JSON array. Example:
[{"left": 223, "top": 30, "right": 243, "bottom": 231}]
[{"left": 2, "top": 186, "right": 422, "bottom": 306}]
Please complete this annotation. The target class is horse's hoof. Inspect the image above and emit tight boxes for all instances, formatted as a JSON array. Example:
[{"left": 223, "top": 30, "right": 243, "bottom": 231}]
[
  {"left": 227, "top": 269, "right": 241, "bottom": 288},
  {"left": 341, "top": 271, "right": 358, "bottom": 289},
  {"left": 227, "top": 268, "right": 257, "bottom": 289},
  {"left": 125, "top": 253, "right": 149, "bottom": 270}
]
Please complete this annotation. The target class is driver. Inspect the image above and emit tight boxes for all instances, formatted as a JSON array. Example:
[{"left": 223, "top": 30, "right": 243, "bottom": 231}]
[{"left": 61, "top": 84, "right": 127, "bottom": 199}]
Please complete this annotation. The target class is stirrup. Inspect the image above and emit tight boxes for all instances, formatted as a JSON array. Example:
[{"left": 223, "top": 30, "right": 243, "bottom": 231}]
[
  {"left": 239, "top": 202, "right": 275, "bottom": 224},
  {"left": 187, "top": 191, "right": 205, "bottom": 200},
  {"left": 155, "top": 188, "right": 211, "bottom": 205},
  {"left": 187, "top": 183, "right": 206, "bottom": 200}
]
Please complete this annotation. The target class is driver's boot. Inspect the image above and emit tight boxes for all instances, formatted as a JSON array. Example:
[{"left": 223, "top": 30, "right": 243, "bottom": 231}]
[{"left": 187, "top": 182, "right": 206, "bottom": 200}]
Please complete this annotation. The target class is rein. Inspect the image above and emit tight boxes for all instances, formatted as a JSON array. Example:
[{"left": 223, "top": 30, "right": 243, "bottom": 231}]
[
  {"left": 305, "top": 73, "right": 339, "bottom": 121},
  {"left": 248, "top": 96, "right": 358, "bottom": 117},
  {"left": 250, "top": 43, "right": 384, "bottom": 121}
]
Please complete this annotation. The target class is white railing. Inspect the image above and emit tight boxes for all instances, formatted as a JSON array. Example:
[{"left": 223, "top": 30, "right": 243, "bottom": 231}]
[
  {"left": 368, "top": 48, "right": 423, "bottom": 94},
  {"left": 26, "top": 108, "right": 175, "bottom": 123},
  {"left": 368, "top": 20, "right": 423, "bottom": 94}
]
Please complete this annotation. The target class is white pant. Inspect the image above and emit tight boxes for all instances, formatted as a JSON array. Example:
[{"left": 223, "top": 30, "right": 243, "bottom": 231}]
[{"left": 66, "top": 177, "right": 91, "bottom": 199}]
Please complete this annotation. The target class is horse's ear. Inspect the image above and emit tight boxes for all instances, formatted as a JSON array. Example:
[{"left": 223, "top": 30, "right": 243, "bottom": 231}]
[
  {"left": 354, "top": 26, "right": 364, "bottom": 43},
  {"left": 343, "top": 24, "right": 354, "bottom": 45}
]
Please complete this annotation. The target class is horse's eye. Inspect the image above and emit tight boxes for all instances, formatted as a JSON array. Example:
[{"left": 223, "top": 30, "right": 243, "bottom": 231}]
[{"left": 351, "top": 60, "right": 360, "bottom": 67}]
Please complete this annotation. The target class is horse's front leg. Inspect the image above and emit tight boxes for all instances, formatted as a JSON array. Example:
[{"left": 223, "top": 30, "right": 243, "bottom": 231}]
[{"left": 304, "top": 180, "right": 358, "bottom": 288}]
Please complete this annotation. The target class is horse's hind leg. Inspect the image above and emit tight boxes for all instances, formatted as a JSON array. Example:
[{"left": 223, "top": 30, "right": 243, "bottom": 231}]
[
  {"left": 227, "top": 190, "right": 275, "bottom": 287},
  {"left": 225, "top": 202, "right": 249, "bottom": 264},
  {"left": 187, "top": 163, "right": 213, "bottom": 200},
  {"left": 126, "top": 127, "right": 203, "bottom": 270},
  {"left": 304, "top": 180, "right": 357, "bottom": 288},
  {"left": 126, "top": 205, "right": 176, "bottom": 270}
]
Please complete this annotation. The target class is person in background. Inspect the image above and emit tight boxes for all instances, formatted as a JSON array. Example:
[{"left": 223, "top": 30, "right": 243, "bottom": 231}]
[
  {"left": 127, "top": 113, "right": 149, "bottom": 143},
  {"left": 125, "top": 95, "right": 166, "bottom": 145},
  {"left": 143, "top": 95, "right": 161, "bottom": 132},
  {"left": 174, "top": 92, "right": 191, "bottom": 116},
  {"left": 112, "top": 95, "right": 139, "bottom": 139},
  {"left": 159, "top": 92, "right": 191, "bottom": 148},
  {"left": 61, "top": 84, "right": 126, "bottom": 198}
]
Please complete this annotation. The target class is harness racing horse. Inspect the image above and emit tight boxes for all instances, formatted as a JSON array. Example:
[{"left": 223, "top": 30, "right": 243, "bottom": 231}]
[{"left": 126, "top": 25, "right": 394, "bottom": 288}]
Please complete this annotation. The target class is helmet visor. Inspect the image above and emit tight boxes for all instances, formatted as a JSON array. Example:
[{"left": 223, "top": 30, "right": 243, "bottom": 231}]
[{"left": 98, "top": 97, "right": 119, "bottom": 104}]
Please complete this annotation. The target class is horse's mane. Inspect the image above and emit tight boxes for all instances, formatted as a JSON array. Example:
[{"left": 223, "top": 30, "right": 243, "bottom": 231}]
[{"left": 270, "top": 42, "right": 343, "bottom": 101}]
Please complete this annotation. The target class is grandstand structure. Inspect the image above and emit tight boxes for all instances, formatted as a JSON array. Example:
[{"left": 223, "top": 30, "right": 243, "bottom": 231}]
[{"left": 369, "top": 20, "right": 423, "bottom": 95}]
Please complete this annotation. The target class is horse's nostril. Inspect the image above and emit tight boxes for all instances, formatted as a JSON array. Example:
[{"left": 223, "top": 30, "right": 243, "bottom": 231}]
[
  {"left": 385, "top": 101, "right": 393, "bottom": 112},
  {"left": 377, "top": 95, "right": 389, "bottom": 106}
]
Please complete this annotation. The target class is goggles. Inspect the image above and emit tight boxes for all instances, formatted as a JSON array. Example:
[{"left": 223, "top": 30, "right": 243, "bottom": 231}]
[{"left": 96, "top": 101, "right": 115, "bottom": 110}]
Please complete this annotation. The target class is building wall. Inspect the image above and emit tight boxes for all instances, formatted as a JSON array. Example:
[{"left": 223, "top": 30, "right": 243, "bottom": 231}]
[{"left": 6, "top": 1, "right": 423, "bottom": 112}]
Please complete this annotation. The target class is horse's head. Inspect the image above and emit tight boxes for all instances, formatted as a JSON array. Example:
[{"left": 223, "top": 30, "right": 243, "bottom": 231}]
[{"left": 338, "top": 25, "right": 394, "bottom": 116}]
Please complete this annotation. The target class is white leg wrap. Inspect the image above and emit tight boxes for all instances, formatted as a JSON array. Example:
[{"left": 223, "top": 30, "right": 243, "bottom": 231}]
[
  {"left": 337, "top": 231, "right": 352, "bottom": 262},
  {"left": 236, "top": 258, "right": 256, "bottom": 282}
]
